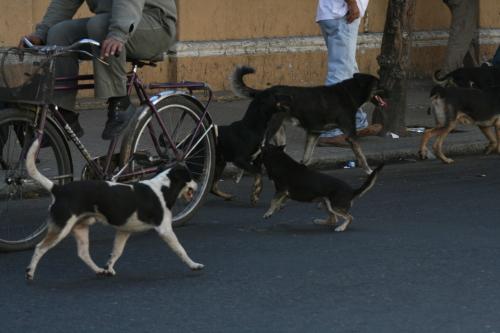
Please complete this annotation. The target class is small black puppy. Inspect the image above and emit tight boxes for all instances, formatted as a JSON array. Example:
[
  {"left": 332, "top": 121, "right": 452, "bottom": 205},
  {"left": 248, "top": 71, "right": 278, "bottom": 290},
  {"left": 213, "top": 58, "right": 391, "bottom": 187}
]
[
  {"left": 211, "top": 67, "right": 288, "bottom": 205},
  {"left": 25, "top": 138, "right": 203, "bottom": 281},
  {"left": 262, "top": 144, "right": 383, "bottom": 232},
  {"left": 433, "top": 66, "right": 500, "bottom": 89}
]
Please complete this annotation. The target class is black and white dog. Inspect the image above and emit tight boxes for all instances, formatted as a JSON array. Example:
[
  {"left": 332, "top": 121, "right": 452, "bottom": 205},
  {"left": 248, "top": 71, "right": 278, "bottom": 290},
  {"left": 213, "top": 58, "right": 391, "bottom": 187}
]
[
  {"left": 25, "top": 138, "right": 203, "bottom": 281},
  {"left": 262, "top": 144, "right": 384, "bottom": 232},
  {"left": 232, "top": 66, "right": 387, "bottom": 174},
  {"left": 211, "top": 67, "right": 287, "bottom": 205}
]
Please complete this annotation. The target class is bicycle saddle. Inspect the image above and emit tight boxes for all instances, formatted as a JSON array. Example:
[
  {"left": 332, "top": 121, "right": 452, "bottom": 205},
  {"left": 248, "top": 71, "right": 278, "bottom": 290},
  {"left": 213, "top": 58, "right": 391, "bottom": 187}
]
[{"left": 128, "top": 50, "right": 176, "bottom": 68}]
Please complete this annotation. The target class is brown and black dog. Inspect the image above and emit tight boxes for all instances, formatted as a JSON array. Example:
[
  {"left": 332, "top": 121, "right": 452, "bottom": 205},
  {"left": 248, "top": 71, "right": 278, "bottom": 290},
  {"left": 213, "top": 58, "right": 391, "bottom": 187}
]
[{"left": 419, "top": 85, "right": 500, "bottom": 163}]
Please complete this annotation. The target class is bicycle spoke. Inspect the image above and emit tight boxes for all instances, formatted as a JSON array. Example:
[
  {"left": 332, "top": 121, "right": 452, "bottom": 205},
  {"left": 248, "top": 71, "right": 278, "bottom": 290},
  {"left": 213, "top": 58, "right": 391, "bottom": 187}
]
[{"left": 171, "top": 110, "right": 187, "bottom": 142}]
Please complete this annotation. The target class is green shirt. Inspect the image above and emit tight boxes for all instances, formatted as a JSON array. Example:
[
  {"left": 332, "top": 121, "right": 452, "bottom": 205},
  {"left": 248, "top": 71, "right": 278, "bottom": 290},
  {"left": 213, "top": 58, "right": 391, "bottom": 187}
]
[{"left": 34, "top": 0, "right": 177, "bottom": 43}]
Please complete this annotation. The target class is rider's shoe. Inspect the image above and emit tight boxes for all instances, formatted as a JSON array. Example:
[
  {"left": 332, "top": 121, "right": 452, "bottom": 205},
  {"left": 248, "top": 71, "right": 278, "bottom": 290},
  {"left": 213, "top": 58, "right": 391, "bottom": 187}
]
[{"left": 101, "top": 96, "right": 136, "bottom": 140}]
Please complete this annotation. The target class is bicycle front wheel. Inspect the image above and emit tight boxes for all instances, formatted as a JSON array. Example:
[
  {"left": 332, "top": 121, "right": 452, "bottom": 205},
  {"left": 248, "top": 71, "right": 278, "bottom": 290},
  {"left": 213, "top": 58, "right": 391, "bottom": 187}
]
[
  {"left": 0, "top": 108, "right": 72, "bottom": 251},
  {"left": 121, "top": 95, "right": 216, "bottom": 227}
]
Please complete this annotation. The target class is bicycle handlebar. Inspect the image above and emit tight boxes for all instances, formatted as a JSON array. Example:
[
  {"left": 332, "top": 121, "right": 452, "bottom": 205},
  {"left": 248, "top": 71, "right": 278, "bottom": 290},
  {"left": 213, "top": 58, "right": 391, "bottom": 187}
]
[{"left": 21, "top": 38, "right": 108, "bottom": 65}]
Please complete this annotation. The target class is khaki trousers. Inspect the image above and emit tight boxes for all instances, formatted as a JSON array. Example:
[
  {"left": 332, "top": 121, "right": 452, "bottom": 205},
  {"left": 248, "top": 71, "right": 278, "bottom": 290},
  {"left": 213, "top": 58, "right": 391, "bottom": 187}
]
[
  {"left": 46, "top": 9, "right": 175, "bottom": 110},
  {"left": 442, "top": 0, "right": 478, "bottom": 73}
]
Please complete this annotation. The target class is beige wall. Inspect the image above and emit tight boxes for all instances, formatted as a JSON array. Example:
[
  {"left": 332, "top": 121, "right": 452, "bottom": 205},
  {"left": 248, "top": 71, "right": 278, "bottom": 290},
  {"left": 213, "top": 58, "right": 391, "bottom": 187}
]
[{"left": 1, "top": 1, "right": 499, "bottom": 92}]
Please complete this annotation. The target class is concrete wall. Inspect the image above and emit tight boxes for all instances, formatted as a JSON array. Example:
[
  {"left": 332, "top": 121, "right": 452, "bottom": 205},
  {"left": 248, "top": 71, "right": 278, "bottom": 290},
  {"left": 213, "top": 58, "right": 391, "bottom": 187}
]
[{"left": 1, "top": 0, "right": 499, "bottom": 92}]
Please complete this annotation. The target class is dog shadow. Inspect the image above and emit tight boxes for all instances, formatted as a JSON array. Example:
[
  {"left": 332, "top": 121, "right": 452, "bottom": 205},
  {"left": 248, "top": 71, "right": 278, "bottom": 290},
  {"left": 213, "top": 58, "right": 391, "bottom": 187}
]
[
  {"left": 27, "top": 269, "right": 205, "bottom": 290},
  {"left": 239, "top": 222, "right": 360, "bottom": 235}
]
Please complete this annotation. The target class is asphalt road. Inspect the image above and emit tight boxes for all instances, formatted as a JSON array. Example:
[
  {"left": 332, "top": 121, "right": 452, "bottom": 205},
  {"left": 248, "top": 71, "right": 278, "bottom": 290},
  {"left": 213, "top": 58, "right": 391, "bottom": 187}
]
[{"left": 1, "top": 154, "right": 500, "bottom": 333}]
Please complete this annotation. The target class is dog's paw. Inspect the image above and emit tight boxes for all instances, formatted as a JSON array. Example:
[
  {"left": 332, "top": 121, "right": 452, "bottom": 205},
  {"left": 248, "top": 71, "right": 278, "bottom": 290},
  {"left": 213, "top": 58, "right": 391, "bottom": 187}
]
[
  {"left": 250, "top": 195, "right": 260, "bottom": 207},
  {"left": 190, "top": 263, "right": 204, "bottom": 271},
  {"left": 25, "top": 267, "right": 34, "bottom": 281},
  {"left": 484, "top": 144, "right": 496, "bottom": 155},
  {"left": 96, "top": 268, "right": 115, "bottom": 277},
  {"left": 263, "top": 212, "right": 273, "bottom": 219},
  {"left": 441, "top": 157, "right": 454, "bottom": 164},
  {"left": 334, "top": 224, "right": 348, "bottom": 232},
  {"left": 418, "top": 150, "right": 428, "bottom": 160},
  {"left": 419, "top": 150, "right": 436, "bottom": 160},
  {"left": 233, "top": 171, "right": 244, "bottom": 184}
]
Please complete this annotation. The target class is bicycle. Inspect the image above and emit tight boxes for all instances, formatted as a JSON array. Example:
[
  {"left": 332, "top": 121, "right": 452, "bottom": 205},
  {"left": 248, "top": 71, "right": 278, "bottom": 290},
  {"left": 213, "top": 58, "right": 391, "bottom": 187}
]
[{"left": 0, "top": 38, "right": 216, "bottom": 251}]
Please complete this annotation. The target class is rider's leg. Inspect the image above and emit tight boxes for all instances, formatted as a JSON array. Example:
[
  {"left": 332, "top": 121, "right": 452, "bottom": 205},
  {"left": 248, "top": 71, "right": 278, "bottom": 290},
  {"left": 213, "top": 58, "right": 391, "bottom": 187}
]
[
  {"left": 46, "top": 18, "right": 90, "bottom": 137},
  {"left": 87, "top": 12, "right": 176, "bottom": 140}
]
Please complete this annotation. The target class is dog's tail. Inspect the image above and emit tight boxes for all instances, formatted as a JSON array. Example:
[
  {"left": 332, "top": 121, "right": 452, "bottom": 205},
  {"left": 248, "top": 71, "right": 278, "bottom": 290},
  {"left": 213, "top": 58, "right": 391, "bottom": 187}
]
[
  {"left": 26, "top": 138, "right": 54, "bottom": 192},
  {"left": 230, "top": 65, "right": 261, "bottom": 98},
  {"left": 353, "top": 163, "right": 384, "bottom": 199},
  {"left": 432, "top": 70, "right": 451, "bottom": 86}
]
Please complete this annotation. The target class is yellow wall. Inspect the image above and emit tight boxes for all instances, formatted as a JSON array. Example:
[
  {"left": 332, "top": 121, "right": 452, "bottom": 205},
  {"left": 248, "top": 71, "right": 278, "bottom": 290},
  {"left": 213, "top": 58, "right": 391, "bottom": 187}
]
[{"left": 1, "top": 1, "right": 499, "bottom": 91}]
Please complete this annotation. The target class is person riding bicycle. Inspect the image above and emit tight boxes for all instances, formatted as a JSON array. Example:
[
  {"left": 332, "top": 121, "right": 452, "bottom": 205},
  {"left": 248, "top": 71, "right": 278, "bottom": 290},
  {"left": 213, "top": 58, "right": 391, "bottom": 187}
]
[{"left": 19, "top": 0, "right": 177, "bottom": 140}]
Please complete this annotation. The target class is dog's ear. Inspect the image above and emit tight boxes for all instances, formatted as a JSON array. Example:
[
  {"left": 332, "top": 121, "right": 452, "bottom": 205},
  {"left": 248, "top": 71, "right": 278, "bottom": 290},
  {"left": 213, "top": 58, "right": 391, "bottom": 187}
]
[
  {"left": 168, "top": 163, "right": 193, "bottom": 183},
  {"left": 354, "top": 73, "right": 380, "bottom": 91}
]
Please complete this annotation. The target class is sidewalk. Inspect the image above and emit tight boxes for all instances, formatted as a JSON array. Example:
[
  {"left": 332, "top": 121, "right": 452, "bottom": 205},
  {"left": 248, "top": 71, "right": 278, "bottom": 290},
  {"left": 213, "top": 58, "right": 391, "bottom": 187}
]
[{"left": 76, "top": 79, "right": 489, "bottom": 171}]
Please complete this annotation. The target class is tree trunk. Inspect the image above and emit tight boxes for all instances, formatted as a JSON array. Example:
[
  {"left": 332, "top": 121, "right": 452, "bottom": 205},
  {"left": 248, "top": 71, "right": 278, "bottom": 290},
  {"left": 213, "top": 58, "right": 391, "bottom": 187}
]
[{"left": 373, "top": 0, "right": 416, "bottom": 136}]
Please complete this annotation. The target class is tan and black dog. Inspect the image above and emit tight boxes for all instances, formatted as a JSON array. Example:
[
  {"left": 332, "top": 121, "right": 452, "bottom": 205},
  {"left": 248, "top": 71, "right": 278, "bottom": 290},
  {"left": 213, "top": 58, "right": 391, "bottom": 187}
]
[{"left": 419, "top": 85, "right": 500, "bottom": 163}]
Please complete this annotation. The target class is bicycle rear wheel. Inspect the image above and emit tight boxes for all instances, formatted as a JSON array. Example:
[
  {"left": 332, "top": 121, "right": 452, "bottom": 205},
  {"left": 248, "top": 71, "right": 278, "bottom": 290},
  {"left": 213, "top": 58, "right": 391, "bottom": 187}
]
[
  {"left": 0, "top": 108, "right": 72, "bottom": 251},
  {"left": 120, "top": 95, "right": 216, "bottom": 227}
]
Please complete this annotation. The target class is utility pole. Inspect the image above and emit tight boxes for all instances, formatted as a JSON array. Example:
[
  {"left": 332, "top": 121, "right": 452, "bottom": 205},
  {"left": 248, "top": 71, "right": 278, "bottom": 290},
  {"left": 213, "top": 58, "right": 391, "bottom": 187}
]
[{"left": 373, "top": 0, "right": 416, "bottom": 135}]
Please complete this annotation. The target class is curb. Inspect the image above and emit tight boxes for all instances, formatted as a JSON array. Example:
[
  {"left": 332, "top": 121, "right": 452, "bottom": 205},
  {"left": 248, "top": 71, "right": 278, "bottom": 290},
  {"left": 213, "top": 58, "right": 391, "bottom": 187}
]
[
  {"left": 315, "top": 141, "right": 486, "bottom": 168},
  {"left": 221, "top": 141, "right": 487, "bottom": 177}
]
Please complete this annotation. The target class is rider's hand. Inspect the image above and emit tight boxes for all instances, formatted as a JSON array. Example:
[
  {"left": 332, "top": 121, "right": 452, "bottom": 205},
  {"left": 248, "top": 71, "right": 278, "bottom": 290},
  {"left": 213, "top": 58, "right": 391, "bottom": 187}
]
[
  {"left": 345, "top": 0, "right": 361, "bottom": 23},
  {"left": 100, "top": 37, "right": 124, "bottom": 59},
  {"left": 18, "top": 35, "right": 43, "bottom": 48}
]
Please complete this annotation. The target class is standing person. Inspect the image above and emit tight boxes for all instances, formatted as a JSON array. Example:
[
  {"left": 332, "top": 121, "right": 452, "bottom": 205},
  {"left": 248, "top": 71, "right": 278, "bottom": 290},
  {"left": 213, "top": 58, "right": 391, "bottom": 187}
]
[
  {"left": 20, "top": 0, "right": 177, "bottom": 140},
  {"left": 438, "top": 0, "right": 478, "bottom": 75},
  {"left": 316, "top": 0, "right": 380, "bottom": 147}
]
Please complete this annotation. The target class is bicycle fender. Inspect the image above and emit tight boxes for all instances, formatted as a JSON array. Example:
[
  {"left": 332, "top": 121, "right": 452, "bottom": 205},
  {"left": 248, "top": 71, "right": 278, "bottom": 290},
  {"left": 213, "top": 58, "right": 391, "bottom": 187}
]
[{"left": 145, "top": 91, "right": 215, "bottom": 127}]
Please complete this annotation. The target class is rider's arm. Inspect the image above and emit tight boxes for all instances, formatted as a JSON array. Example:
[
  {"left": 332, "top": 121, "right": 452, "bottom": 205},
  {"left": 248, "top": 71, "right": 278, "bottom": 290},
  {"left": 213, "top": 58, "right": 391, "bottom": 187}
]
[
  {"left": 106, "top": 0, "right": 147, "bottom": 44},
  {"left": 33, "top": 0, "right": 84, "bottom": 43}
]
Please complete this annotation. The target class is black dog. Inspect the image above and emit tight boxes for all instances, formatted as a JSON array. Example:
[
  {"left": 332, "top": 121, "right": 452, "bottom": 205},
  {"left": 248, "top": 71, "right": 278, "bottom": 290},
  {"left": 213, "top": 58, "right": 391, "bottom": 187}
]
[
  {"left": 419, "top": 85, "right": 500, "bottom": 163},
  {"left": 433, "top": 66, "right": 500, "bottom": 89},
  {"left": 232, "top": 66, "right": 387, "bottom": 174},
  {"left": 211, "top": 67, "right": 288, "bottom": 205},
  {"left": 262, "top": 145, "right": 383, "bottom": 232},
  {"left": 25, "top": 138, "right": 203, "bottom": 280}
]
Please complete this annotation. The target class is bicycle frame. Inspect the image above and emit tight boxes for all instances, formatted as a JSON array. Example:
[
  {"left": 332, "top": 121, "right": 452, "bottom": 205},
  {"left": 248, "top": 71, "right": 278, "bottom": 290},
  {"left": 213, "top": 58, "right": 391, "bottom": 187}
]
[{"left": 41, "top": 62, "right": 214, "bottom": 182}]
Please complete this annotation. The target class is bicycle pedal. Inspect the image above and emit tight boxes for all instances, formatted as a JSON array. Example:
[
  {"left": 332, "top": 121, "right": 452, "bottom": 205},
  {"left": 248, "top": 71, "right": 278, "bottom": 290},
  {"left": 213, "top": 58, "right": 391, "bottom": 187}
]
[{"left": 133, "top": 151, "right": 165, "bottom": 167}]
